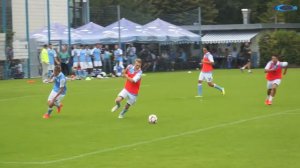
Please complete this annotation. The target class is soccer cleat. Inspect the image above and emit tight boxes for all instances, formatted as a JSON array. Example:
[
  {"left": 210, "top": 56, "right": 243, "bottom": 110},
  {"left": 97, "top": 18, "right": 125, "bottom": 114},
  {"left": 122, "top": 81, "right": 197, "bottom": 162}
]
[
  {"left": 43, "top": 114, "right": 50, "bottom": 119},
  {"left": 265, "top": 100, "right": 272, "bottom": 105},
  {"left": 57, "top": 104, "right": 63, "bottom": 113},
  {"left": 111, "top": 105, "right": 120, "bottom": 112},
  {"left": 240, "top": 68, "right": 244, "bottom": 73},
  {"left": 221, "top": 88, "right": 225, "bottom": 95},
  {"left": 118, "top": 114, "right": 124, "bottom": 119},
  {"left": 195, "top": 95, "right": 203, "bottom": 98}
]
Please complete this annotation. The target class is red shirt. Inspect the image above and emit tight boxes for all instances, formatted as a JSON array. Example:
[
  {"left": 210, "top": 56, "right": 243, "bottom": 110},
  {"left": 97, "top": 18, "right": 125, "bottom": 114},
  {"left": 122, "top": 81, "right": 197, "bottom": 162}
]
[
  {"left": 201, "top": 52, "right": 214, "bottom": 72},
  {"left": 265, "top": 61, "right": 282, "bottom": 81},
  {"left": 124, "top": 65, "right": 142, "bottom": 95}
]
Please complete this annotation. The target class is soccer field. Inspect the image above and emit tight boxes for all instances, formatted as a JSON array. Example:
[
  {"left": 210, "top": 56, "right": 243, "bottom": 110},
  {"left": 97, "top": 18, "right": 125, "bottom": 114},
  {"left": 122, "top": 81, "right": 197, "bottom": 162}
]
[{"left": 0, "top": 69, "right": 299, "bottom": 168}]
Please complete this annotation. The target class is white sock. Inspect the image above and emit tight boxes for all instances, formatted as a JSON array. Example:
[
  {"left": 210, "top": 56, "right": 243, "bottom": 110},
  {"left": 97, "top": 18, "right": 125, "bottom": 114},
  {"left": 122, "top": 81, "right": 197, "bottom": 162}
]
[{"left": 268, "top": 96, "right": 273, "bottom": 101}]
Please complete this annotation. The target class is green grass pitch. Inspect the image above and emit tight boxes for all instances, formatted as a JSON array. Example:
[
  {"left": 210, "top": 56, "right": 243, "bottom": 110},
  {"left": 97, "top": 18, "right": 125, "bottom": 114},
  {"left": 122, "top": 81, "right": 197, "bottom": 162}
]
[{"left": 0, "top": 69, "right": 299, "bottom": 168}]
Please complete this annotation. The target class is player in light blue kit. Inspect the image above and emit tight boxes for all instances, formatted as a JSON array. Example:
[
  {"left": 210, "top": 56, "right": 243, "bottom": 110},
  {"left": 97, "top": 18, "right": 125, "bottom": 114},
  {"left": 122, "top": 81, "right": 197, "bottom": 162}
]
[
  {"left": 92, "top": 44, "right": 102, "bottom": 70},
  {"left": 43, "top": 66, "right": 67, "bottom": 119},
  {"left": 114, "top": 44, "right": 124, "bottom": 68},
  {"left": 47, "top": 44, "right": 57, "bottom": 77}
]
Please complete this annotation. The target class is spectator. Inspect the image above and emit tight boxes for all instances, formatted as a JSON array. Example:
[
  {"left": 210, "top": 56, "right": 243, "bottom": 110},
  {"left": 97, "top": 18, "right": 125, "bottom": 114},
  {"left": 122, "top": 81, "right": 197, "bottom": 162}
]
[
  {"left": 79, "top": 45, "right": 87, "bottom": 78},
  {"left": 113, "top": 61, "right": 124, "bottom": 77},
  {"left": 160, "top": 50, "right": 170, "bottom": 71},
  {"left": 225, "top": 48, "right": 232, "bottom": 69},
  {"left": 178, "top": 48, "right": 188, "bottom": 69},
  {"left": 48, "top": 44, "right": 58, "bottom": 77},
  {"left": 91, "top": 44, "right": 102, "bottom": 71},
  {"left": 126, "top": 43, "right": 137, "bottom": 65},
  {"left": 58, "top": 45, "right": 70, "bottom": 76},
  {"left": 86, "top": 45, "right": 94, "bottom": 76},
  {"left": 103, "top": 45, "right": 112, "bottom": 74},
  {"left": 169, "top": 49, "right": 177, "bottom": 71},
  {"left": 114, "top": 44, "right": 124, "bottom": 68},
  {"left": 40, "top": 44, "right": 49, "bottom": 83},
  {"left": 138, "top": 45, "right": 152, "bottom": 71},
  {"left": 231, "top": 47, "right": 238, "bottom": 68}
]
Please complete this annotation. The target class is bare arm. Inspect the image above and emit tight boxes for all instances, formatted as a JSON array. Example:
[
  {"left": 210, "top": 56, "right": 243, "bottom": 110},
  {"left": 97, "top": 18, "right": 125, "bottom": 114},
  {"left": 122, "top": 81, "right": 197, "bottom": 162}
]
[{"left": 283, "top": 66, "right": 288, "bottom": 75}]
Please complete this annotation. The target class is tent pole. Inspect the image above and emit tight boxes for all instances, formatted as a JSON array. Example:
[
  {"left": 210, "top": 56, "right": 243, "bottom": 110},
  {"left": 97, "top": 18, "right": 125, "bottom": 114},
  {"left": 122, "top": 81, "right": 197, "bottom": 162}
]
[
  {"left": 117, "top": 5, "right": 121, "bottom": 47},
  {"left": 198, "top": 6, "right": 202, "bottom": 57}
]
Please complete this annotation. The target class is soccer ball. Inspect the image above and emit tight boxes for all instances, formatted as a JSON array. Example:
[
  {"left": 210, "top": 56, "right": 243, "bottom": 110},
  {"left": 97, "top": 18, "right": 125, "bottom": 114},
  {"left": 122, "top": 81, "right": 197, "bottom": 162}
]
[{"left": 148, "top": 114, "right": 158, "bottom": 124}]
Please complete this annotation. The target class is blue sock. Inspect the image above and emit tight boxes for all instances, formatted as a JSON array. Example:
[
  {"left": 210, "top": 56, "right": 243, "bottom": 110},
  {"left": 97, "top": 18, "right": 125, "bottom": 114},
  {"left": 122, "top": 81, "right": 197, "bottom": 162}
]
[
  {"left": 120, "top": 109, "right": 128, "bottom": 115},
  {"left": 47, "top": 108, "right": 53, "bottom": 115},
  {"left": 214, "top": 84, "right": 223, "bottom": 91},
  {"left": 197, "top": 84, "right": 202, "bottom": 96}
]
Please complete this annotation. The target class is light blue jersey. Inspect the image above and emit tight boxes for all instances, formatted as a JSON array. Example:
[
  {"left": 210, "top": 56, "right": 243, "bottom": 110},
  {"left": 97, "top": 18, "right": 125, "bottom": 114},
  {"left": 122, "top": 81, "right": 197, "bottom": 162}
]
[
  {"left": 79, "top": 49, "right": 86, "bottom": 62},
  {"left": 86, "top": 49, "right": 92, "bottom": 63},
  {"left": 93, "top": 48, "right": 101, "bottom": 61},
  {"left": 72, "top": 49, "right": 79, "bottom": 63},
  {"left": 53, "top": 72, "right": 67, "bottom": 95},
  {"left": 114, "top": 48, "right": 123, "bottom": 62},
  {"left": 48, "top": 49, "right": 56, "bottom": 65}
]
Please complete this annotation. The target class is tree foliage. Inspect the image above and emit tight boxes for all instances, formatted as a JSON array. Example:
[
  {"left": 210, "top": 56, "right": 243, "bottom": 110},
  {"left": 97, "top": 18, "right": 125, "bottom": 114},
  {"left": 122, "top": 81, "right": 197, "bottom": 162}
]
[
  {"left": 259, "top": 30, "right": 300, "bottom": 66},
  {"left": 89, "top": 0, "right": 300, "bottom": 25}
]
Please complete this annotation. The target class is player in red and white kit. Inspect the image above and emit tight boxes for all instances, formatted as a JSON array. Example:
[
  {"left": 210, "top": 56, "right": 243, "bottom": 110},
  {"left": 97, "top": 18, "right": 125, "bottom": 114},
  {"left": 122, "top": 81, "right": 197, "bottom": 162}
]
[
  {"left": 196, "top": 47, "right": 225, "bottom": 97},
  {"left": 264, "top": 55, "right": 288, "bottom": 105},
  {"left": 111, "top": 59, "right": 143, "bottom": 118}
]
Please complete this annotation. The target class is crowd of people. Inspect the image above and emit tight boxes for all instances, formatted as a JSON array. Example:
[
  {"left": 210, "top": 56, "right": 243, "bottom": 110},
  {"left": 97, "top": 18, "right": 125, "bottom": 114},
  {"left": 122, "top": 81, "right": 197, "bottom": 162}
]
[{"left": 39, "top": 43, "right": 192, "bottom": 82}]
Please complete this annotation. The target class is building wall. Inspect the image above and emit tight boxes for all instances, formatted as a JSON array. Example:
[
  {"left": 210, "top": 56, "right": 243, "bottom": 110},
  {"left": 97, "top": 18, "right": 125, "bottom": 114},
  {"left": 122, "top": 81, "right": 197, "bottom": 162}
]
[{"left": 12, "top": 0, "right": 68, "bottom": 40}]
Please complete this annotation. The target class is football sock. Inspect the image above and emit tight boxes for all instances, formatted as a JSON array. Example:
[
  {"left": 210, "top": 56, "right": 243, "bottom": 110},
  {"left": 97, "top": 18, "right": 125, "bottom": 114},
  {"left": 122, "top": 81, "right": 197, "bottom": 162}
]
[
  {"left": 197, "top": 84, "right": 202, "bottom": 96},
  {"left": 120, "top": 109, "right": 128, "bottom": 115},
  {"left": 213, "top": 84, "right": 223, "bottom": 91},
  {"left": 268, "top": 96, "right": 273, "bottom": 101},
  {"left": 47, "top": 108, "right": 53, "bottom": 115}
]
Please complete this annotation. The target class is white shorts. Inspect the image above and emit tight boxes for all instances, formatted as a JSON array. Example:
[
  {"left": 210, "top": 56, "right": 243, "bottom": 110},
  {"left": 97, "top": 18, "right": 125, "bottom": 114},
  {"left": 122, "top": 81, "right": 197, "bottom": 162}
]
[
  {"left": 199, "top": 72, "right": 213, "bottom": 82},
  {"left": 87, "top": 62, "right": 93, "bottom": 69},
  {"left": 48, "top": 90, "right": 65, "bottom": 103},
  {"left": 93, "top": 61, "right": 102, "bottom": 67},
  {"left": 48, "top": 64, "right": 55, "bottom": 71},
  {"left": 118, "top": 89, "right": 137, "bottom": 105},
  {"left": 79, "top": 62, "right": 87, "bottom": 70},
  {"left": 267, "top": 79, "right": 281, "bottom": 89}
]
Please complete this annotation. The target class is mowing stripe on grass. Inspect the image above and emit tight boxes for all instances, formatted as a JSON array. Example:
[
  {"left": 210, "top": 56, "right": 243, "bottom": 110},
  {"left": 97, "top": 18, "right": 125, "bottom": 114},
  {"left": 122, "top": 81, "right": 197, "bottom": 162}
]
[{"left": 1, "top": 108, "right": 299, "bottom": 165}]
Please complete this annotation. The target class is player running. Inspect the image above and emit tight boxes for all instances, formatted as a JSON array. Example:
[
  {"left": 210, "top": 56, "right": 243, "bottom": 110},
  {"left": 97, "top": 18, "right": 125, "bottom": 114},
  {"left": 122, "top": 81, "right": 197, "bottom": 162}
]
[
  {"left": 111, "top": 59, "right": 143, "bottom": 119},
  {"left": 264, "top": 55, "right": 288, "bottom": 105},
  {"left": 196, "top": 47, "right": 225, "bottom": 97},
  {"left": 43, "top": 66, "right": 67, "bottom": 119}
]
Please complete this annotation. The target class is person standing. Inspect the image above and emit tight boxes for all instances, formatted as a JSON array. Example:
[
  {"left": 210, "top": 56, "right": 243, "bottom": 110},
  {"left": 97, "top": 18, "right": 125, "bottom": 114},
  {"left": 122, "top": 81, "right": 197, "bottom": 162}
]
[
  {"left": 240, "top": 43, "right": 252, "bottom": 73},
  {"left": 196, "top": 47, "right": 225, "bottom": 97},
  {"left": 43, "top": 66, "right": 67, "bottom": 119},
  {"left": 48, "top": 44, "right": 58, "bottom": 77},
  {"left": 111, "top": 59, "right": 143, "bottom": 119},
  {"left": 103, "top": 45, "right": 112, "bottom": 74},
  {"left": 126, "top": 43, "right": 137, "bottom": 65},
  {"left": 40, "top": 44, "right": 49, "bottom": 83},
  {"left": 91, "top": 44, "right": 102, "bottom": 71},
  {"left": 114, "top": 44, "right": 124, "bottom": 68},
  {"left": 264, "top": 55, "right": 288, "bottom": 105},
  {"left": 59, "top": 45, "right": 70, "bottom": 76}
]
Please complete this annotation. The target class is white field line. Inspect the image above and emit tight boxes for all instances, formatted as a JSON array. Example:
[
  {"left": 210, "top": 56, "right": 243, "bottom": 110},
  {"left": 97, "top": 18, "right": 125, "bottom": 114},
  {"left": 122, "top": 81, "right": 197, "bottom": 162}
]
[{"left": 1, "top": 108, "right": 299, "bottom": 165}]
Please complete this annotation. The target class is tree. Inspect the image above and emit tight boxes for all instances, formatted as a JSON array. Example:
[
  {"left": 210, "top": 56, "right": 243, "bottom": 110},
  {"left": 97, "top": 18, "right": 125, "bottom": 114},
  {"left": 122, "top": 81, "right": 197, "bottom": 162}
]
[
  {"left": 135, "top": 0, "right": 218, "bottom": 25},
  {"left": 259, "top": 30, "right": 300, "bottom": 66}
]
